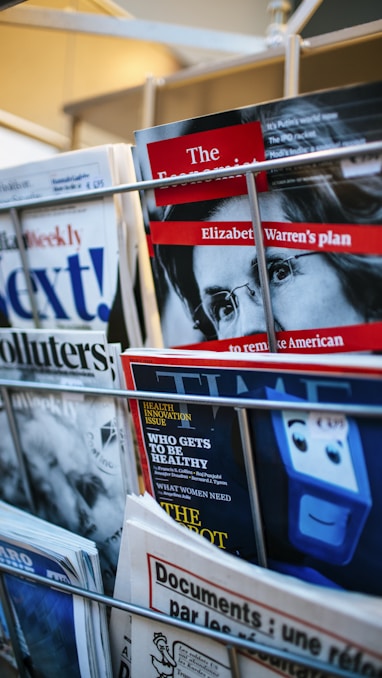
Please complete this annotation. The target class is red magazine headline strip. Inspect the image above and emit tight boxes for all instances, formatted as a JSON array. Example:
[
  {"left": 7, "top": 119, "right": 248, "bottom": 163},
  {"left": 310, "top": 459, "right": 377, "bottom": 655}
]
[
  {"left": 149, "top": 221, "right": 382, "bottom": 254},
  {"left": 147, "top": 122, "right": 268, "bottom": 206},
  {"left": 178, "top": 322, "right": 382, "bottom": 356}
]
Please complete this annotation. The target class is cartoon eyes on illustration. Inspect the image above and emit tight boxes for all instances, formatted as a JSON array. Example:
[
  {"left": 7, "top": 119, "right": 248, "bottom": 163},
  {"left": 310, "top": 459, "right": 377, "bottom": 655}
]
[
  {"left": 282, "top": 411, "right": 359, "bottom": 493},
  {"left": 289, "top": 420, "right": 342, "bottom": 463}
]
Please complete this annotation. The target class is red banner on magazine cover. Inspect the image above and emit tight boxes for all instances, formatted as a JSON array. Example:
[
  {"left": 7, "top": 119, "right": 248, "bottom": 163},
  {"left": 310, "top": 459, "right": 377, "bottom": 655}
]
[
  {"left": 147, "top": 122, "right": 268, "bottom": 206},
  {"left": 149, "top": 220, "right": 382, "bottom": 253},
  {"left": 180, "top": 322, "right": 382, "bottom": 355}
]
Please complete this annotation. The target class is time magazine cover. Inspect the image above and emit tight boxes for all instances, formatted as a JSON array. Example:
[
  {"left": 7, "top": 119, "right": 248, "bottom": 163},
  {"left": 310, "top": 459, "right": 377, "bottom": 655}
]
[
  {"left": 121, "top": 347, "right": 382, "bottom": 597},
  {"left": 133, "top": 80, "right": 382, "bottom": 354}
]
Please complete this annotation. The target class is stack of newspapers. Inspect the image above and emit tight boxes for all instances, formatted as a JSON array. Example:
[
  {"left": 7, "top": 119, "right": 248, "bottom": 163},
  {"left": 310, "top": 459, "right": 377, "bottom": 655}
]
[
  {"left": 0, "top": 501, "right": 112, "bottom": 677},
  {"left": 0, "top": 143, "right": 148, "bottom": 349},
  {"left": 0, "top": 143, "right": 151, "bottom": 675},
  {"left": 0, "top": 327, "right": 139, "bottom": 596},
  {"left": 110, "top": 492, "right": 382, "bottom": 677}
]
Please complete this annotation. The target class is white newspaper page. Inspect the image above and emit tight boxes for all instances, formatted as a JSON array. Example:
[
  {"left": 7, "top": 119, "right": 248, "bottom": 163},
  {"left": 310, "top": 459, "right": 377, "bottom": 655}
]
[
  {"left": 0, "top": 146, "right": 121, "bottom": 335},
  {"left": 111, "top": 494, "right": 382, "bottom": 678}
]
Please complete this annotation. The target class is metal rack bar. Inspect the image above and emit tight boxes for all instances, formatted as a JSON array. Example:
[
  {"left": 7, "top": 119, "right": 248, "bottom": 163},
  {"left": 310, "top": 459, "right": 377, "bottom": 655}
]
[
  {"left": 0, "top": 140, "right": 381, "bottom": 211},
  {"left": 284, "top": 33, "right": 301, "bottom": 96},
  {"left": 2, "top": 378, "right": 382, "bottom": 418},
  {"left": 0, "top": 561, "right": 364, "bottom": 678},
  {"left": 0, "top": 386, "right": 36, "bottom": 512},
  {"left": 9, "top": 207, "right": 40, "bottom": 328},
  {"left": 227, "top": 645, "right": 240, "bottom": 678},
  {"left": 0, "top": 573, "right": 28, "bottom": 678},
  {"left": 236, "top": 406, "right": 268, "bottom": 568}
]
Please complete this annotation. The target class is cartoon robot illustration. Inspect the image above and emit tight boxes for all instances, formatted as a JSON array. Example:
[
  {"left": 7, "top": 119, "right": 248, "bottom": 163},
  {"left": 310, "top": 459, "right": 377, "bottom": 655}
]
[
  {"left": 151, "top": 632, "right": 177, "bottom": 678},
  {"left": 248, "top": 387, "right": 372, "bottom": 566}
]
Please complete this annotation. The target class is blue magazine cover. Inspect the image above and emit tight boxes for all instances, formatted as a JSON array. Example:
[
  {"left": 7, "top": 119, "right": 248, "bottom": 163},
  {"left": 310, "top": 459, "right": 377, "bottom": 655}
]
[
  {"left": 0, "top": 504, "right": 112, "bottom": 678},
  {"left": 0, "top": 597, "right": 19, "bottom": 676},
  {"left": 0, "top": 542, "right": 87, "bottom": 677},
  {"left": 121, "top": 349, "right": 382, "bottom": 596}
]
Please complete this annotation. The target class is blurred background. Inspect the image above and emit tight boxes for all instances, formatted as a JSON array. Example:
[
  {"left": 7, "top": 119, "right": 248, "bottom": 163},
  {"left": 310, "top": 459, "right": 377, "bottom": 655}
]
[{"left": 0, "top": 0, "right": 380, "bottom": 167}]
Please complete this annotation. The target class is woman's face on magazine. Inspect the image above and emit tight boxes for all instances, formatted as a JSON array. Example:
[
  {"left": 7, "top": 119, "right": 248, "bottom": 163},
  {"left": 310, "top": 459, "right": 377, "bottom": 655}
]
[{"left": 192, "top": 195, "right": 363, "bottom": 339}]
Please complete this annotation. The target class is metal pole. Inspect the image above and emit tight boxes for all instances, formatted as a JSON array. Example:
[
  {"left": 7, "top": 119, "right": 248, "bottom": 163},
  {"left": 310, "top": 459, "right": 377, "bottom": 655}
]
[
  {"left": 0, "top": 574, "right": 29, "bottom": 678},
  {"left": 236, "top": 407, "right": 268, "bottom": 568},
  {"left": 284, "top": 33, "right": 301, "bottom": 97},
  {"left": 246, "top": 171, "right": 278, "bottom": 353}
]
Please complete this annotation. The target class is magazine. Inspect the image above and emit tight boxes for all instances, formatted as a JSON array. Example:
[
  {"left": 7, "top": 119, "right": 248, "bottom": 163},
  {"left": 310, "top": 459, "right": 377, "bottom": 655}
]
[
  {"left": 0, "top": 144, "right": 142, "bottom": 349},
  {"left": 120, "top": 347, "right": 382, "bottom": 597},
  {"left": 110, "top": 492, "right": 382, "bottom": 678},
  {"left": 0, "top": 595, "right": 19, "bottom": 677},
  {"left": 0, "top": 327, "right": 139, "bottom": 595},
  {"left": 0, "top": 390, "right": 33, "bottom": 513},
  {"left": 133, "top": 80, "right": 382, "bottom": 354},
  {"left": 0, "top": 500, "right": 112, "bottom": 677}
]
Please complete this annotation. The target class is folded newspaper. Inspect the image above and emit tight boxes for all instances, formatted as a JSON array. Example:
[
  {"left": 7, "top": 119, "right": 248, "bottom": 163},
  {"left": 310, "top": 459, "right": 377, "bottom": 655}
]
[
  {"left": 0, "top": 142, "right": 150, "bottom": 350},
  {"left": 0, "top": 500, "right": 112, "bottom": 677},
  {"left": 110, "top": 492, "right": 382, "bottom": 678},
  {"left": 0, "top": 327, "right": 139, "bottom": 595}
]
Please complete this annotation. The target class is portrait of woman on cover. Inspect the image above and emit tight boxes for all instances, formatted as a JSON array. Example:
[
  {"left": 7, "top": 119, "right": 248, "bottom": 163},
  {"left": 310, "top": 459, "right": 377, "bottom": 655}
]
[
  {"left": 153, "top": 96, "right": 382, "bottom": 348},
  {"left": 156, "top": 186, "right": 382, "bottom": 346}
]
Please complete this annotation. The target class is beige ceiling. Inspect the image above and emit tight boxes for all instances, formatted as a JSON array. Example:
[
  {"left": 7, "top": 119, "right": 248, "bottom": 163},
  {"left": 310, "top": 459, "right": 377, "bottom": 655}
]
[
  {"left": 1, "top": 0, "right": 381, "bottom": 149},
  {"left": 0, "top": 0, "right": 275, "bottom": 147},
  {"left": 0, "top": 0, "right": 180, "bottom": 146},
  {"left": 116, "top": 0, "right": 271, "bottom": 34}
]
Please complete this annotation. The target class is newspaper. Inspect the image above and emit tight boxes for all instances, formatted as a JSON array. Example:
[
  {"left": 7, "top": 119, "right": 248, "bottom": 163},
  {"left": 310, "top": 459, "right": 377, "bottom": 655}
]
[
  {"left": 0, "top": 143, "right": 143, "bottom": 348},
  {"left": 0, "top": 327, "right": 139, "bottom": 594},
  {"left": 0, "top": 500, "right": 112, "bottom": 677},
  {"left": 110, "top": 492, "right": 382, "bottom": 678}
]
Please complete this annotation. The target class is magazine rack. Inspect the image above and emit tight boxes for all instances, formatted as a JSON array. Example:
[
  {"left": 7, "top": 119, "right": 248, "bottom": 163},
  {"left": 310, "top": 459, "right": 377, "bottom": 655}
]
[
  {"left": 0, "top": 138, "right": 382, "bottom": 677},
  {"left": 2, "top": 378, "right": 382, "bottom": 678}
]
